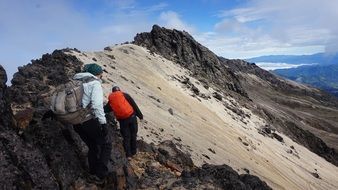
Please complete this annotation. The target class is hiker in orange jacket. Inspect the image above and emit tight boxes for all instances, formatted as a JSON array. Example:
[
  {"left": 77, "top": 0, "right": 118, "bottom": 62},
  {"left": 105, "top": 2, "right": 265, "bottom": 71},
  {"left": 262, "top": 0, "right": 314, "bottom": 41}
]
[{"left": 105, "top": 86, "right": 143, "bottom": 159}]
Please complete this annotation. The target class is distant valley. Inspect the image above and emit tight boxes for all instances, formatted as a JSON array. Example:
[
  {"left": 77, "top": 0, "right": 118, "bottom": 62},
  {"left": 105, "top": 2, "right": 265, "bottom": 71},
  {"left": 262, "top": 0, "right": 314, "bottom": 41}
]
[{"left": 247, "top": 53, "right": 338, "bottom": 97}]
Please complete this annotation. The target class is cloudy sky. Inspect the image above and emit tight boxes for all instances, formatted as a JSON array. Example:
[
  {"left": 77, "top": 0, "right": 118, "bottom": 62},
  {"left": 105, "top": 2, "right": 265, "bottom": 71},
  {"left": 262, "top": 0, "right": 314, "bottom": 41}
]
[{"left": 1, "top": 0, "right": 337, "bottom": 82}]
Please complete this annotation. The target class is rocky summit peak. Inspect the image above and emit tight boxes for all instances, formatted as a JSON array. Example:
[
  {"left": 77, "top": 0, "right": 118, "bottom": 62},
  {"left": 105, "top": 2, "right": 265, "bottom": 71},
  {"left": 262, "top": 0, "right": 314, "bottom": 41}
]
[
  {"left": 134, "top": 24, "right": 248, "bottom": 97},
  {"left": 0, "top": 65, "right": 7, "bottom": 88}
]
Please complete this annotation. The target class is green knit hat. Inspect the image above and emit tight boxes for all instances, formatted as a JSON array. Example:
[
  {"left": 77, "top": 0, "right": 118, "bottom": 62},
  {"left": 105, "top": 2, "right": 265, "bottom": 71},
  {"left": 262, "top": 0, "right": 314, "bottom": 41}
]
[{"left": 83, "top": 63, "right": 103, "bottom": 76}]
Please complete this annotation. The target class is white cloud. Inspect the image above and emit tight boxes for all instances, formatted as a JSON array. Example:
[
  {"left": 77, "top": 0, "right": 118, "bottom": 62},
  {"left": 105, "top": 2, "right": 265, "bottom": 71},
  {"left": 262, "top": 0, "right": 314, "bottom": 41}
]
[
  {"left": 0, "top": 0, "right": 167, "bottom": 83},
  {"left": 0, "top": 0, "right": 100, "bottom": 84},
  {"left": 214, "top": 0, "right": 338, "bottom": 56},
  {"left": 159, "top": 11, "right": 195, "bottom": 33}
]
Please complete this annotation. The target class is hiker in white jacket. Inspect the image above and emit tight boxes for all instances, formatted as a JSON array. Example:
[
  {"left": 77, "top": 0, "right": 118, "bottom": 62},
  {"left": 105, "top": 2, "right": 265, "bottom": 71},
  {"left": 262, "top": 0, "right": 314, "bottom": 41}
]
[
  {"left": 73, "top": 72, "right": 106, "bottom": 125},
  {"left": 73, "top": 63, "right": 111, "bottom": 184}
]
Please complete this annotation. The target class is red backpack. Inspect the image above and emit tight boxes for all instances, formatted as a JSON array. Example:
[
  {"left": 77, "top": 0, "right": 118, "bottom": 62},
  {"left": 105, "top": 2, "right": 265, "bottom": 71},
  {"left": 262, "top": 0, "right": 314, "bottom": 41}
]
[{"left": 108, "top": 91, "right": 134, "bottom": 120}]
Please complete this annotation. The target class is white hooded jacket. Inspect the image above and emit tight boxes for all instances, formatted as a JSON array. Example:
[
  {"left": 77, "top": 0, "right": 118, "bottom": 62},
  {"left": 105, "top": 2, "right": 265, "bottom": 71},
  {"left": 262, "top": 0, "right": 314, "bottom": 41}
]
[{"left": 73, "top": 72, "right": 107, "bottom": 124}]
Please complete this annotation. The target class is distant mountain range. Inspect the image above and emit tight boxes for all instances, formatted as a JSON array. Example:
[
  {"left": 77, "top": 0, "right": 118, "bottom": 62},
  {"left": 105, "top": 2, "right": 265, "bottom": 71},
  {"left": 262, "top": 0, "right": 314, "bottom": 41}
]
[
  {"left": 247, "top": 53, "right": 338, "bottom": 97},
  {"left": 246, "top": 53, "right": 338, "bottom": 65},
  {"left": 274, "top": 64, "right": 338, "bottom": 97}
]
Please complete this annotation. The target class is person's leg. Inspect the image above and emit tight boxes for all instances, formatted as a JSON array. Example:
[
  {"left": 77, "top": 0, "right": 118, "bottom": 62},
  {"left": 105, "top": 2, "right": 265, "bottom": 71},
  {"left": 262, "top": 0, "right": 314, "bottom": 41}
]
[
  {"left": 130, "top": 116, "right": 138, "bottom": 156},
  {"left": 87, "top": 142, "right": 99, "bottom": 175},
  {"left": 120, "top": 119, "right": 132, "bottom": 157},
  {"left": 96, "top": 137, "right": 112, "bottom": 178},
  {"left": 81, "top": 119, "right": 102, "bottom": 176},
  {"left": 74, "top": 123, "right": 97, "bottom": 174},
  {"left": 73, "top": 124, "right": 90, "bottom": 147}
]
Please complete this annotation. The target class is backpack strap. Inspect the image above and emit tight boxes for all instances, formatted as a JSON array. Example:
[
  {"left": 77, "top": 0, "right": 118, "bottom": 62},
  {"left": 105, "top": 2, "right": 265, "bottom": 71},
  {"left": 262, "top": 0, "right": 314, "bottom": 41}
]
[{"left": 77, "top": 76, "right": 98, "bottom": 83}]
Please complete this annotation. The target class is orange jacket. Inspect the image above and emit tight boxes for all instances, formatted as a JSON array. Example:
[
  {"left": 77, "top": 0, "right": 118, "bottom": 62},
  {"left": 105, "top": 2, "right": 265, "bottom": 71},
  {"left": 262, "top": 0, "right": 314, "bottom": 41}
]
[{"left": 108, "top": 91, "right": 134, "bottom": 120}]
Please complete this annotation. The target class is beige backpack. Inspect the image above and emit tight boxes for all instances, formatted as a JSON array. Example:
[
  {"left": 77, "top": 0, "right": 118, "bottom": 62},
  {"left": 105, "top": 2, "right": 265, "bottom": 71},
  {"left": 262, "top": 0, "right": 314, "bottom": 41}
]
[{"left": 50, "top": 77, "right": 96, "bottom": 124}]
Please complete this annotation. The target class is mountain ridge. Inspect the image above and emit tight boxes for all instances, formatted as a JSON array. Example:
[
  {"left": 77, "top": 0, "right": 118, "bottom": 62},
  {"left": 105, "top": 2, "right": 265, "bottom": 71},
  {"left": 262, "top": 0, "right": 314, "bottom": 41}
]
[{"left": 133, "top": 25, "right": 338, "bottom": 164}]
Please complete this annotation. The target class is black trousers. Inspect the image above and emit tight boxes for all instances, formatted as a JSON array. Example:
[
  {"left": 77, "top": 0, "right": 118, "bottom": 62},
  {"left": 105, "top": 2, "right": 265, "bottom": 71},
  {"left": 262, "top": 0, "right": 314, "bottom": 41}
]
[
  {"left": 119, "top": 115, "right": 138, "bottom": 157},
  {"left": 73, "top": 118, "right": 112, "bottom": 178}
]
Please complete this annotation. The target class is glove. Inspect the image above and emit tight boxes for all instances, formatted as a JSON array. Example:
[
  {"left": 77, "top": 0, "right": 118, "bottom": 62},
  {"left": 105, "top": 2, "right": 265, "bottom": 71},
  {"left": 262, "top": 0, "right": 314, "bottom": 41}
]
[{"left": 101, "top": 124, "right": 108, "bottom": 137}]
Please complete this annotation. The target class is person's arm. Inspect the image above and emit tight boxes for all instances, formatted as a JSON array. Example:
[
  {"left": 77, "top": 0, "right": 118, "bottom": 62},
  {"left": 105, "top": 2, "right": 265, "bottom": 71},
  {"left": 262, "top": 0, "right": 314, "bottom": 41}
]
[
  {"left": 124, "top": 93, "right": 143, "bottom": 119},
  {"left": 104, "top": 101, "right": 112, "bottom": 113},
  {"left": 90, "top": 81, "right": 107, "bottom": 124}
]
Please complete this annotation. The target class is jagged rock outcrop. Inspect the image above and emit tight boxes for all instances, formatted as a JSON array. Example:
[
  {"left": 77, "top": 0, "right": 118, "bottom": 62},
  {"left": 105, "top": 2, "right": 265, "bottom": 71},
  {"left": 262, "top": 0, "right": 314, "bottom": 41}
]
[
  {"left": 134, "top": 25, "right": 248, "bottom": 97},
  {"left": 4, "top": 51, "right": 139, "bottom": 189},
  {"left": 0, "top": 65, "right": 12, "bottom": 128},
  {"left": 10, "top": 49, "right": 83, "bottom": 105},
  {"left": 1, "top": 65, "right": 59, "bottom": 189},
  {"left": 133, "top": 140, "right": 271, "bottom": 190}
]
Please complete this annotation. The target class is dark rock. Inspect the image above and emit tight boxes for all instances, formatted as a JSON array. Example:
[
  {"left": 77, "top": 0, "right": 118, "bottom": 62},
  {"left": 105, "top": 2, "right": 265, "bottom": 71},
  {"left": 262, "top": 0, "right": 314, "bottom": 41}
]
[
  {"left": 106, "top": 54, "right": 115, "bottom": 60},
  {"left": 168, "top": 108, "right": 174, "bottom": 115},
  {"left": 243, "top": 168, "right": 250, "bottom": 174},
  {"left": 92, "top": 57, "right": 97, "bottom": 61},
  {"left": 290, "top": 145, "right": 295, "bottom": 149},
  {"left": 0, "top": 65, "right": 11, "bottom": 128},
  {"left": 311, "top": 172, "right": 320, "bottom": 179},
  {"left": 120, "top": 75, "right": 129, "bottom": 81},
  {"left": 133, "top": 25, "right": 248, "bottom": 97},
  {"left": 240, "top": 174, "right": 272, "bottom": 190},
  {"left": 74, "top": 48, "right": 81, "bottom": 53},
  {"left": 148, "top": 95, "right": 161, "bottom": 103},
  {"left": 263, "top": 126, "right": 272, "bottom": 134},
  {"left": 200, "top": 93, "right": 209, "bottom": 100},
  {"left": 176, "top": 164, "right": 271, "bottom": 190},
  {"left": 0, "top": 65, "right": 7, "bottom": 89},
  {"left": 204, "top": 84, "right": 209, "bottom": 89},
  {"left": 208, "top": 148, "right": 216, "bottom": 154},
  {"left": 13, "top": 108, "right": 34, "bottom": 130},
  {"left": 132, "top": 141, "right": 271, "bottom": 190},
  {"left": 202, "top": 154, "right": 210, "bottom": 160},
  {"left": 121, "top": 49, "right": 129, "bottom": 54},
  {"left": 0, "top": 66, "right": 59, "bottom": 189},
  {"left": 174, "top": 137, "right": 182, "bottom": 142},
  {"left": 213, "top": 92, "right": 222, "bottom": 101},
  {"left": 191, "top": 85, "right": 199, "bottom": 95},
  {"left": 9, "top": 49, "right": 83, "bottom": 105},
  {"left": 182, "top": 77, "right": 191, "bottom": 85},
  {"left": 272, "top": 133, "right": 284, "bottom": 143},
  {"left": 104, "top": 46, "right": 113, "bottom": 51},
  {"left": 137, "top": 140, "right": 194, "bottom": 175}
]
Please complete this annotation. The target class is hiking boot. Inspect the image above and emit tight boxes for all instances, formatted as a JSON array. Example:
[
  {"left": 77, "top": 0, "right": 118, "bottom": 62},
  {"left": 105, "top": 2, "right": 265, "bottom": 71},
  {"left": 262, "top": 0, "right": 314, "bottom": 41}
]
[{"left": 88, "top": 175, "right": 105, "bottom": 185}]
